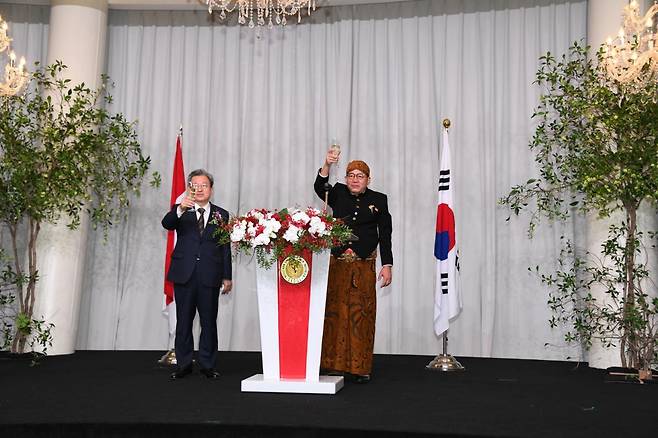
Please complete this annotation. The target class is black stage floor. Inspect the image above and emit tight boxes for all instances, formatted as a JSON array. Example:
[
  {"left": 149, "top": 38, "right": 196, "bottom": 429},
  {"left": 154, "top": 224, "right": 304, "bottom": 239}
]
[{"left": 1, "top": 351, "right": 656, "bottom": 438}]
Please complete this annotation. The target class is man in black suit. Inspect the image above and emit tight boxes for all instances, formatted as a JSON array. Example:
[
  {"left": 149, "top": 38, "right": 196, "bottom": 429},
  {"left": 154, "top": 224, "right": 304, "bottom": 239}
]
[
  {"left": 314, "top": 151, "right": 392, "bottom": 383},
  {"left": 162, "top": 169, "right": 232, "bottom": 380}
]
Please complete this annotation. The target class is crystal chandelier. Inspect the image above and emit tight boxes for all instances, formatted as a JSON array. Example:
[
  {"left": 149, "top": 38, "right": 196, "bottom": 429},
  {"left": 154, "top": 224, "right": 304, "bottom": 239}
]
[
  {"left": 205, "top": 0, "right": 316, "bottom": 28},
  {"left": 0, "top": 14, "right": 27, "bottom": 96},
  {"left": 601, "top": 1, "right": 658, "bottom": 86}
]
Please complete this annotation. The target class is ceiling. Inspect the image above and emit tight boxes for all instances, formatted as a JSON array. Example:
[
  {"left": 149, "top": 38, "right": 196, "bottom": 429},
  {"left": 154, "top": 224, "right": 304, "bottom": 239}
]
[
  {"left": 0, "top": 0, "right": 417, "bottom": 10},
  {"left": 113, "top": 0, "right": 413, "bottom": 8}
]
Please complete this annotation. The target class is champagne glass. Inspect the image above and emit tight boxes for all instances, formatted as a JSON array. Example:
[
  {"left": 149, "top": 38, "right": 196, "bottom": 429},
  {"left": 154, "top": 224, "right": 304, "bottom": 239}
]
[
  {"left": 187, "top": 181, "right": 197, "bottom": 209},
  {"left": 329, "top": 138, "right": 341, "bottom": 172}
]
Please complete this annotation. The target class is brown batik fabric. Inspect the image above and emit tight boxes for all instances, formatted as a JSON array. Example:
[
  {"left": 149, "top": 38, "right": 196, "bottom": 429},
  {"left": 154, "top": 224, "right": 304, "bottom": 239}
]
[{"left": 321, "top": 256, "right": 377, "bottom": 376}]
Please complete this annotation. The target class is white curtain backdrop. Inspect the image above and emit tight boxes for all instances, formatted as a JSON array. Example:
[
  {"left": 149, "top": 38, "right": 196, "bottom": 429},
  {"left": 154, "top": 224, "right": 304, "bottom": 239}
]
[
  {"left": 0, "top": 3, "right": 49, "bottom": 75},
  {"left": 2, "top": 0, "right": 589, "bottom": 361}
]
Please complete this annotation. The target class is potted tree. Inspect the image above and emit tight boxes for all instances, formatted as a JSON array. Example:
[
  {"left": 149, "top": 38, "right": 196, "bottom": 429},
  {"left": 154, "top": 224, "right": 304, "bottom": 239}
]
[
  {"left": 501, "top": 38, "right": 658, "bottom": 381},
  {"left": 0, "top": 61, "right": 159, "bottom": 355}
]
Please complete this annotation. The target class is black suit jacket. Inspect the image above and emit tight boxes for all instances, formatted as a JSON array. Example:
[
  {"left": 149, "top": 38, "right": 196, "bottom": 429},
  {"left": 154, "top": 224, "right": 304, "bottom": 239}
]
[
  {"left": 314, "top": 172, "right": 393, "bottom": 265},
  {"left": 161, "top": 203, "right": 232, "bottom": 288}
]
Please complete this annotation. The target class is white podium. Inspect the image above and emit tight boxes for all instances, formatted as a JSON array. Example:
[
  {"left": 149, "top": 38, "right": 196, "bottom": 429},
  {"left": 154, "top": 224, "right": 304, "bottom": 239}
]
[{"left": 241, "top": 250, "right": 344, "bottom": 394}]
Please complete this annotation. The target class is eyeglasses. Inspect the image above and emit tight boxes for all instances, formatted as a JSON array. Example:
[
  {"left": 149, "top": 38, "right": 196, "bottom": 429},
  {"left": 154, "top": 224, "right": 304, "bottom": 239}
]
[
  {"left": 190, "top": 183, "right": 210, "bottom": 190},
  {"left": 346, "top": 173, "right": 367, "bottom": 180}
]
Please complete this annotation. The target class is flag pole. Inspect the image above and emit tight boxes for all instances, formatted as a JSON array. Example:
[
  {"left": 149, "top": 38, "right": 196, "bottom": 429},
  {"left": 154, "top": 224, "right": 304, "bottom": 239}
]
[
  {"left": 158, "top": 125, "right": 184, "bottom": 367},
  {"left": 426, "top": 118, "right": 465, "bottom": 372}
]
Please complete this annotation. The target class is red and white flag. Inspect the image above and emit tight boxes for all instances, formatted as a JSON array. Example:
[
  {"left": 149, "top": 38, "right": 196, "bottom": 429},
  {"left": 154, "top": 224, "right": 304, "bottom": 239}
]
[{"left": 163, "top": 133, "right": 186, "bottom": 344}]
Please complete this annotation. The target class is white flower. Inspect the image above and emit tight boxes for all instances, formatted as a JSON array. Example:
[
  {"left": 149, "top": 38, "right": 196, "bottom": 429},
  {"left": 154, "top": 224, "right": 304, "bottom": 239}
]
[
  {"left": 248, "top": 209, "right": 265, "bottom": 221},
  {"left": 230, "top": 220, "right": 247, "bottom": 242},
  {"left": 309, "top": 216, "right": 329, "bottom": 236},
  {"left": 291, "top": 210, "right": 311, "bottom": 225},
  {"left": 246, "top": 222, "right": 258, "bottom": 237},
  {"left": 283, "top": 225, "right": 302, "bottom": 243},
  {"left": 262, "top": 217, "right": 282, "bottom": 237},
  {"left": 252, "top": 232, "right": 270, "bottom": 247}
]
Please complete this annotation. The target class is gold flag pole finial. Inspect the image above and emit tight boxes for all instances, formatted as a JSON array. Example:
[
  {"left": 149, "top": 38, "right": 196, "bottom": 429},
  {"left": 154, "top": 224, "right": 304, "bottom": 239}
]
[{"left": 442, "top": 118, "right": 451, "bottom": 129}]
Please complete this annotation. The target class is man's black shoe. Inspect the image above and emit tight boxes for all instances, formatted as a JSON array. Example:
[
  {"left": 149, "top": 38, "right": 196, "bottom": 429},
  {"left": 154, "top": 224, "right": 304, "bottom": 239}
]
[
  {"left": 353, "top": 374, "right": 371, "bottom": 384},
  {"left": 170, "top": 365, "right": 193, "bottom": 380},
  {"left": 200, "top": 368, "right": 220, "bottom": 379}
]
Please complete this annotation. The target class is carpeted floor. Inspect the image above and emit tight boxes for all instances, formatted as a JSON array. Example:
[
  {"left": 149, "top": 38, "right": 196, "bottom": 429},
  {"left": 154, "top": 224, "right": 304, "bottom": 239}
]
[{"left": 1, "top": 351, "right": 656, "bottom": 437}]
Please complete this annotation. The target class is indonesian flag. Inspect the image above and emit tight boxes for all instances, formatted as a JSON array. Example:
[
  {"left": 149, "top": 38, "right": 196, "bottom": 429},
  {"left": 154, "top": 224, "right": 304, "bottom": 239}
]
[
  {"left": 163, "top": 133, "right": 186, "bottom": 343},
  {"left": 433, "top": 128, "right": 462, "bottom": 336}
]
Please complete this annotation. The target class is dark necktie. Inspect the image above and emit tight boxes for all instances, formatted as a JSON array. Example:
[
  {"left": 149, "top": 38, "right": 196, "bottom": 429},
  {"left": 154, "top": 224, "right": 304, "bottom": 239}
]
[{"left": 197, "top": 207, "right": 205, "bottom": 235}]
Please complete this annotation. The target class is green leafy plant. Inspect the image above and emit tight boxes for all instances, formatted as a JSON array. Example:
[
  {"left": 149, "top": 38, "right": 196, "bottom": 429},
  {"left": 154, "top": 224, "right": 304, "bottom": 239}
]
[
  {"left": 501, "top": 42, "right": 658, "bottom": 376},
  {"left": 0, "top": 61, "right": 159, "bottom": 354}
]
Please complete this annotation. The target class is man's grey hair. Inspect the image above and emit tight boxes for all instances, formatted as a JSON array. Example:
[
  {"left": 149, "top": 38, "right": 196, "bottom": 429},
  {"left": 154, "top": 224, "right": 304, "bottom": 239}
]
[{"left": 187, "top": 169, "right": 214, "bottom": 187}]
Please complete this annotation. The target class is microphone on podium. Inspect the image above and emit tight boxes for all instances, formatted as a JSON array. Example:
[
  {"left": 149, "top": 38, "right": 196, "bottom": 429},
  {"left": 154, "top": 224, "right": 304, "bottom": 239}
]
[{"left": 323, "top": 182, "right": 331, "bottom": 213}]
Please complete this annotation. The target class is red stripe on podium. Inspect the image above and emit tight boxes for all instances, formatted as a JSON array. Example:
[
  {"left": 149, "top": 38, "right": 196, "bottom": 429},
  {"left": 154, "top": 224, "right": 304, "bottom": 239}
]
[{"left": 277, "top": 251, "right": 313, "bottom": 379}]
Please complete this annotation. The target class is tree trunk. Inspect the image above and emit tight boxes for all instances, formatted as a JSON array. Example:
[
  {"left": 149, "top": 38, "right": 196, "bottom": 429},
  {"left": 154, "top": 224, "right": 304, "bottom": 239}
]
[
  {"left": 622, "top": 203, "right": 638, "bottom": 370},
  {"left": 8, "top": 222, "right": 24, "bottom": 354},
  {"left": 9, "top": 218, "right": 41, "bottom": 354}
]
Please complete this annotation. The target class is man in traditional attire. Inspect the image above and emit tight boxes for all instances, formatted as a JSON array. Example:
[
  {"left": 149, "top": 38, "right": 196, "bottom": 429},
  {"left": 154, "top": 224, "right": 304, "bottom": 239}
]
[{"left": 314, "top": 150, "right": 393, "bottom": 383}]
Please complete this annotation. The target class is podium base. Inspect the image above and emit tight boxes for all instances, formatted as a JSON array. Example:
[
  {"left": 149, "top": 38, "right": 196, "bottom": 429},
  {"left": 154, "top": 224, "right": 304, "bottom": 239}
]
[{"left": 241, "top": 374, "right": 344, "bottom": 394}]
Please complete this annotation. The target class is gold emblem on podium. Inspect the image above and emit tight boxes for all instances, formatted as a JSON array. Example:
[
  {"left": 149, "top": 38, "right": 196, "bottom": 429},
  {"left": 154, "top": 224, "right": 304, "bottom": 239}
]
[{"left": 280, "top": 255, "right": 309, "bottom": 284}]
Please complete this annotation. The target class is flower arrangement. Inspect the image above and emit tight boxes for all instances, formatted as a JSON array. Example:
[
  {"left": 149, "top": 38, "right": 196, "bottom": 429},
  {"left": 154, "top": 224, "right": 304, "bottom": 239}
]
[{"left": 212, "top": 207, "right": 352, "bottom": 268}]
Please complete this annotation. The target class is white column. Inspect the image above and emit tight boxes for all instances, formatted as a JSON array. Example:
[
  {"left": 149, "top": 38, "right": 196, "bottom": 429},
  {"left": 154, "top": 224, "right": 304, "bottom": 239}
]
[
  {"left": 584, "top": 0, "right": 627, "bottom": 370},
  {"left": 32, "top": 0, "right": 108, "bottom": 355}
]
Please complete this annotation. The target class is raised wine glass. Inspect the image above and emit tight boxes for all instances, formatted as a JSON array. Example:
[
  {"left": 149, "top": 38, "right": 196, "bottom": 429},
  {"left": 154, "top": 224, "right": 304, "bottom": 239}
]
[{"left": 329, "top": 139, "right": 341, "bottom": 175}]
